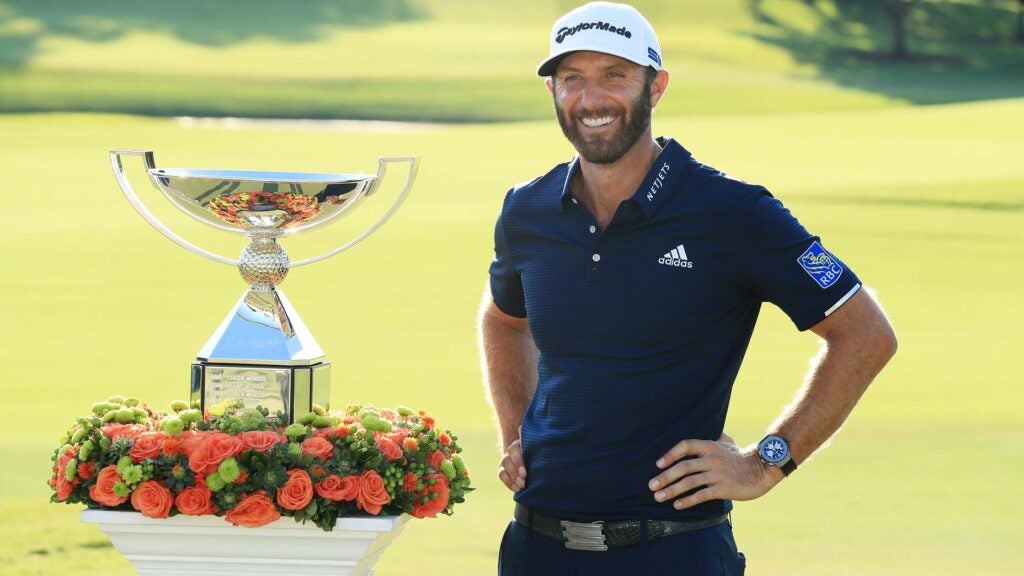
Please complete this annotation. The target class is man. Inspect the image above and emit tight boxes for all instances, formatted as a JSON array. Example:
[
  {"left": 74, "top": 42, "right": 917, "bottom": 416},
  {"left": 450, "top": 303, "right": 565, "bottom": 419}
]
[{"left": 479, "top": 3, "right": 897, "bottom": 574}]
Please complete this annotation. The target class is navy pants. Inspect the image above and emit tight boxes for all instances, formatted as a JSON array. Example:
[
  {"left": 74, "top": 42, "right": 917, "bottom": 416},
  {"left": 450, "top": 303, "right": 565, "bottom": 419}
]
[{"left": 498, "top": 517, "right": 746, "bottom": 576}]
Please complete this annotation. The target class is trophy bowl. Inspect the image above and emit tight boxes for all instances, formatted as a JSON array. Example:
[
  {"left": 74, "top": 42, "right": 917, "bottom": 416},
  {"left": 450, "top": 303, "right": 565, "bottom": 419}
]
[
  {"left": 147, "top": 168, "right": 376, "bottom": 235},
  {"left": 111, "top": 150, "right": 418, "bottom": 422}
]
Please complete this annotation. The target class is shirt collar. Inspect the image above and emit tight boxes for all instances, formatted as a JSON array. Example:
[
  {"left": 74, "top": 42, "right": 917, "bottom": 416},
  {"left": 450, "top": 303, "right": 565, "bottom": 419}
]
[{"left": 559, "top": 137, "right": 692, "bottom": 218}]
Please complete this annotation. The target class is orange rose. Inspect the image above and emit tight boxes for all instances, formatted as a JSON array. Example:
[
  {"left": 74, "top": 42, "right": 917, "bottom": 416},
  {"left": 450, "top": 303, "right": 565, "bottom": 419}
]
[
  {"left": 239, "top": 430, "right": 284, "bottom": 453},
  {"left": 188, "top": 432, "right": 244, "bottom": 476},
  {"left": 377, "top": 437, "right": 403, "bottom": 462},
  {"left": 356, "top": 470, "right": 391, "bottom": 515},
  {"left": 427, "top": 450, "right": 444, "bottom": 472},
  {"left": 411, "top": 474, "right": 450, "bottom": 519},
  {"left": 130, "top": 432, "right": 166, "bottom": 463},
  {"left": 276, "top": 469, "right": 313, "bottom": 510},
  {"left": 52, "top": 447, "right": 78, "bottom": 501},
  {"left": 175, "top": 484, "right": 217, "bottom": 516},
  {"left": 181, "top": 431, "right": 204, "bottom": 458},
  {"left": 89, "top": 465, "right": 129, "bottom": 507},
  {"left": 225, "top": 491, "right": 281, "bottom": 527},
  {"left": 314, "top": 474, "right": 359, "bottom": 501},
  {"left": 300, "top": 436, "right": 334, "bottom": 461},
  {"left": 387, "top": 427, "right": 410, "bottom": 442},
  {"left": 313, "top": 427, "right": 341, "bottom": 439},
  {"left": 130, "top": 480, "right": 173, "bottom": 518},
  {"left": 101, "top": 423, "right": 147, "bottom": 442}
]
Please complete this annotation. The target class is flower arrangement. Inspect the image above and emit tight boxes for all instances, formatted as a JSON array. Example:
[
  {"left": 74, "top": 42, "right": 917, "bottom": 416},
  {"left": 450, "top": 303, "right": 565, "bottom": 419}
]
[
  {"left": 49, "top": 396, "right": 471, "bottom": 531},
  {"left": 207, "top": 191, "right": 320, "bottom": 226}
]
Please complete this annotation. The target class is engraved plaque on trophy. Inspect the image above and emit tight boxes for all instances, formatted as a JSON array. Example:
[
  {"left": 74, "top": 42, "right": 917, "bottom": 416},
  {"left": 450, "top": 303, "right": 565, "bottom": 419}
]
[{"left": 111, "top": 150, "right": 418, "bottom": 422}]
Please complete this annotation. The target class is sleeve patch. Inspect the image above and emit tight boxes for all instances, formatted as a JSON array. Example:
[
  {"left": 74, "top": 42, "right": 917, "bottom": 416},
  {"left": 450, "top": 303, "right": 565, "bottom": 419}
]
[{"left": 797, "top": 241, "right": 844, "bottom": 289}]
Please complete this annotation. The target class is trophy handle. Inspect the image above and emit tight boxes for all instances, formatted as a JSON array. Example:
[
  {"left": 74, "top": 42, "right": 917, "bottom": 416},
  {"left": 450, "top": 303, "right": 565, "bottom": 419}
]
[
  {"left": 290, "top": 156, "right": 419, "bottom": 268},
  {"left": 110, "top": 149, "right": 240, "bottom": 267}
]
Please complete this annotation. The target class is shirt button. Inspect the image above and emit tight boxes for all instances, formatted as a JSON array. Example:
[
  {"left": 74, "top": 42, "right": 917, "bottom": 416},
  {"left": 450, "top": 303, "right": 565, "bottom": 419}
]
[
  {"left": 592, "top": 253, "right": 601, "bottom": 262},
  {"left": 589, "top": 225, "right": 596, "bottom": 234},
  {"left": 571, "top": 198, "right": 579, "bottom": 205}
]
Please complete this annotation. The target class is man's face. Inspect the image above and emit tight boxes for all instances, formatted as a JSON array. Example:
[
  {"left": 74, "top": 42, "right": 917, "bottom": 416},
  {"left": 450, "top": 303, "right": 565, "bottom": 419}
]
[{"left": 549, "top": 51, "right": 654, "bottom": 165}]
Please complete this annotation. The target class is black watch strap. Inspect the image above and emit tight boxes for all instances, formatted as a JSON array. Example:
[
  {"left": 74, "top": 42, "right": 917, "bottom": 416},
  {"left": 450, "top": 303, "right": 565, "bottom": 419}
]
[{"left": 780, "top": 458, "right": 797, "bottom": 476}]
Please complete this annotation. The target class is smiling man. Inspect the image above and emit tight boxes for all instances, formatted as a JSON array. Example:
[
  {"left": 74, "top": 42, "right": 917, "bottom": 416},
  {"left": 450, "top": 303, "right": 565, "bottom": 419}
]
[{"left": 479, "top": 3, "right": 897, "bottom": 575}]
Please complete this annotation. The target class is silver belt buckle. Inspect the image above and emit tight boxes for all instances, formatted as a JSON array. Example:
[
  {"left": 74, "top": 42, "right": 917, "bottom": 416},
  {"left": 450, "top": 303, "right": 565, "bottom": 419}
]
[{"left": 560, "top": 520, "right": 608, "bottom": 551}]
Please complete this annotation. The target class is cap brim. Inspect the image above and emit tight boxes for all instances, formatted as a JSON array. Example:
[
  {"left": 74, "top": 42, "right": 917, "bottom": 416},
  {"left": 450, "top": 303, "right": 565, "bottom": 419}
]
[
  {"left": 536, "top": 46, "right": 658, "bottom": 77},
  {"left": 536, "top": 54, "right": 567, "bottom": 77}
]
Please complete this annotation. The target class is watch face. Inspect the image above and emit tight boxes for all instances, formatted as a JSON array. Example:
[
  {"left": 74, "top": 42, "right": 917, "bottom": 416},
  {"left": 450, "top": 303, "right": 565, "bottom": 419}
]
[{"left": 759, "top": 435, "right": 790, "bottom": 465}]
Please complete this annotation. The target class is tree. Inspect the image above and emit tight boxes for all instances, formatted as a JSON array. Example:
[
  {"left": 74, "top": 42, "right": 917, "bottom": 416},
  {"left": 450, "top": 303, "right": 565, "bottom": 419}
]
[
  {"left": 816, "top": 0, "right": 923, "bottom": 58},
  {"left": 1017, "top": 0, "right": 1024, "bottom": 43},
  {"left": 879, "top": 0, "right": 920, "bottom": 58}
]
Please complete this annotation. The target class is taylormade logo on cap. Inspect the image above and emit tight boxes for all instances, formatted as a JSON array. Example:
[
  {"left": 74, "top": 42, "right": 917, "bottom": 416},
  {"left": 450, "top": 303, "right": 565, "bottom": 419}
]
[
  {"left": 537, "top": 2, "right": 662, "bottom": 77},
  {"left": 555, "top": 21, "right": 632, "bottom": 44}
]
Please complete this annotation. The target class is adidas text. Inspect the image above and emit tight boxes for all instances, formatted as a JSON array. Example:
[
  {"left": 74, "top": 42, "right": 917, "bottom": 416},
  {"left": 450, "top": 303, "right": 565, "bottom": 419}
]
[{"left": 658, "top": 257, "right": 693, "bottom": 268}]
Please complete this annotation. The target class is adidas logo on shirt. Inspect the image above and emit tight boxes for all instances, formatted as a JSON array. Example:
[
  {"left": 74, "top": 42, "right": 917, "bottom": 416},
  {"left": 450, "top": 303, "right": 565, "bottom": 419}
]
[{"left": 658, "top": 244, "right": 693, "bottom": 268}]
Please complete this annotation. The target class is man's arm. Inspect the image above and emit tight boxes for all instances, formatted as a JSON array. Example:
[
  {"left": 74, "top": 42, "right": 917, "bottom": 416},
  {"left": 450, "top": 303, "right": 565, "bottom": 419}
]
[
  {"left": 478, "top": 292, "right": 538, "bottom": 492},
  {"left": 648, "top": 288, "right": 898, "bottom": 509}
]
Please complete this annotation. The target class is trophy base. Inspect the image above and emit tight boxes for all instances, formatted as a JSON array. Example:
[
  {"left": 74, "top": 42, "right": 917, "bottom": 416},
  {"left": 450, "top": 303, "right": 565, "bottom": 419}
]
[{"left": 191, "top": 361, "right": 330, "bottom": 424}]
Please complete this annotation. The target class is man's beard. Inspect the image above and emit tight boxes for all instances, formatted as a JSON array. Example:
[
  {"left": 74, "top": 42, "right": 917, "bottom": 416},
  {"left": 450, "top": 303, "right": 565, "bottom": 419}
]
[{"left": 554, "top": 79, "right": 653, "bottom": 165}]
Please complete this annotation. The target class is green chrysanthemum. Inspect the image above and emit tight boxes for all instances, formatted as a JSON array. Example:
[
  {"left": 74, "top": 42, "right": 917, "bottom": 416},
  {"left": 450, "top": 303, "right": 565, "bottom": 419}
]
[
  {"left": 361, "top": 415, "right": 392, "bottom": 433},
  {"left": 113, "top": 482, "right": 130, "bottom": 498},
  {"left": 218, "top": 458, "right": 240, "bottom": 483},
  {"left": 64, "top": 459, "right": 78, "bottom": 482},
  {"left": 121, "top": 465, "right": 143, "bottom": 484},
  {"left": 206, "top": 473, "right": 227, "bottom": 492},
  {"left": 452, "top": 454, "right": 467, "bottom": 477},
  {"left": 162, "top": 417, "right": 185, "bottom": 436},
  {"left": 439, "top": 459, "right": 457, "bottom": 481}
]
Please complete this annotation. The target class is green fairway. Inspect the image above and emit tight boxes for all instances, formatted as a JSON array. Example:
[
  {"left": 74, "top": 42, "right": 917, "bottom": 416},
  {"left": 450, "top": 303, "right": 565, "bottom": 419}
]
[{"left": 2, "top": 0, "right": 1023, "bottom": 574}]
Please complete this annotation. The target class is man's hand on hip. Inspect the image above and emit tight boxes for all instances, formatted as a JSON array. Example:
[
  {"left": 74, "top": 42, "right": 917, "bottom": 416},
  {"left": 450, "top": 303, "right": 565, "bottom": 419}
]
[
  {"left": 498, "top": 439, "right": 527, "bottom": 493},
  {"left": 647, "top": 433, "right": 783, "bottom": 510}
]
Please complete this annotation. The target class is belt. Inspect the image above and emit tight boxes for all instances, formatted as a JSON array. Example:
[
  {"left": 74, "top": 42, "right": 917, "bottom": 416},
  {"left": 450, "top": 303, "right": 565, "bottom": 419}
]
[{"left": 514, "top": 503, "right": 729, "bottom": 552}]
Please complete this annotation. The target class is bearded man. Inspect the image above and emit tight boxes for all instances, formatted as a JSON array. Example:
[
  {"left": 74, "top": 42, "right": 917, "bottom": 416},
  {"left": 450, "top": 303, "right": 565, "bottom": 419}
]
[{"left": 479, "top": 3, "right": 897, "bottom": 574}]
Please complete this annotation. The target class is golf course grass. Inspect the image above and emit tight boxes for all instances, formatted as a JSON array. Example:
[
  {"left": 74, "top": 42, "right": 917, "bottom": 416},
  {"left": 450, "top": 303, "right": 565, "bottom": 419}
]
[{"left": 1, "top": 1, "right": 1022, "bottom": 574}]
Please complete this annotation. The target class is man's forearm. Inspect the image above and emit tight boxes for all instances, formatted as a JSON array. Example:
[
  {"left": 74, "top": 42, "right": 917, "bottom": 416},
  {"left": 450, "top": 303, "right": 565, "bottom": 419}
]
[
  {"left": 648, "top": 289, "right": 897, "bottom": 508},
  {"left": 478, "top": 297, "right": 538, "bottom": 449},
  {"left": 770, "top": 289, "right": 898, "bottom": 466}
]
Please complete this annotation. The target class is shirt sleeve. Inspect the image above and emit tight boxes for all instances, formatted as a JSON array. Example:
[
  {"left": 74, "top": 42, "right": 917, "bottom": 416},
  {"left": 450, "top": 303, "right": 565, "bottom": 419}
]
[
  {"left": 488, "top": 207, "right": 527, "bottom": 318},
  {"left": 736, "top": 191, "right": 862, "bottom": 331}
]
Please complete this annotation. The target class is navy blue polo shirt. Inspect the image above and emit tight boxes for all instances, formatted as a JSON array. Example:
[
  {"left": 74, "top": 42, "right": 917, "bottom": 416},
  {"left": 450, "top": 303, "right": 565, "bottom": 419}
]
[{"left": 489, "top": 138, "right": 862, "bottom": 522}]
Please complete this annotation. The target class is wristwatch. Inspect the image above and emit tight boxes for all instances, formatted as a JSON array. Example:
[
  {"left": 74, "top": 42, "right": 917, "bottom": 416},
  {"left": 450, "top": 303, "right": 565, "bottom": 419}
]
[{"left": 757, "top": 434, "right": 797, "bottom": 476}]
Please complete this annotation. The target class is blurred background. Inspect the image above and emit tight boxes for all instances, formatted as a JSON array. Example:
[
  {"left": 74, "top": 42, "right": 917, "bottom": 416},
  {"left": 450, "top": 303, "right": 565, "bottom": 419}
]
[{"left": 1, "top": 1, "right": 1022, "bottom": 574}]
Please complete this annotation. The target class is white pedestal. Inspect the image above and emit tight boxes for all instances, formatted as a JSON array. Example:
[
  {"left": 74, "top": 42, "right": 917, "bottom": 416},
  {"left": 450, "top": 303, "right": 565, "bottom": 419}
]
[{"left": 81, "top": 509, "right": 409, "bottom": 576}]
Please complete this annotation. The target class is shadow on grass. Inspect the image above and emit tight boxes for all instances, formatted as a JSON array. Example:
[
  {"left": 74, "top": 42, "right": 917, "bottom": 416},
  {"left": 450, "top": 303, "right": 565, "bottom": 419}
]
[
  {"left": 0, "top": 0, "right": 424, "bottom": 67},
  {"left": 748, "top": 0, "right": 1024, "bottom": 105},
  {"left": 26, "top": 540, "right": 112, "bottom": 556}
]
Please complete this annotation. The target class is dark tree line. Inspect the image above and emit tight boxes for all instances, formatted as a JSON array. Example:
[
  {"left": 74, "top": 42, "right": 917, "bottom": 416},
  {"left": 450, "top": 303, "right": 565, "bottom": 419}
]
[{"left": 758, "top": 0, "right": 1024, "bottom": 59}]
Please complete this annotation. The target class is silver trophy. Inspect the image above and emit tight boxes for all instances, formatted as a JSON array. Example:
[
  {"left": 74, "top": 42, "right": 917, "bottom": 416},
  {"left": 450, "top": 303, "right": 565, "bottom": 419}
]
[{"left": 111, "top": 150, "right": 418, "bottom": 422}]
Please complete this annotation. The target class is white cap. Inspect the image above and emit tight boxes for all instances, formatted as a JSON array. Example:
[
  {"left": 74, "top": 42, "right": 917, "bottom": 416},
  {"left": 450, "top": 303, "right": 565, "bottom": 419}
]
[{"left": 537, "top": 2, "right": 662, "bottom": 77}]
